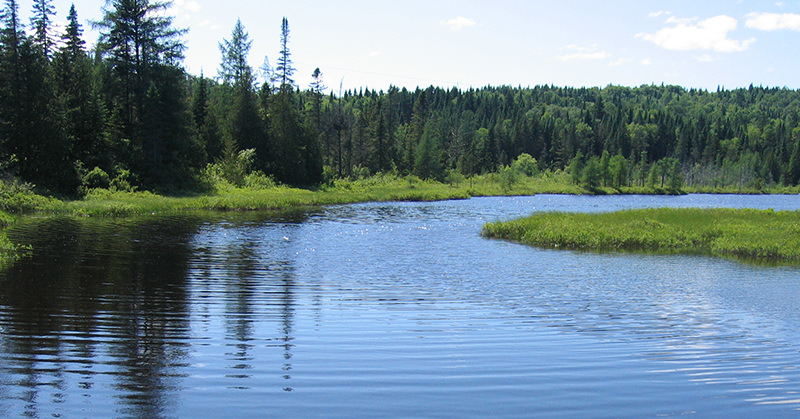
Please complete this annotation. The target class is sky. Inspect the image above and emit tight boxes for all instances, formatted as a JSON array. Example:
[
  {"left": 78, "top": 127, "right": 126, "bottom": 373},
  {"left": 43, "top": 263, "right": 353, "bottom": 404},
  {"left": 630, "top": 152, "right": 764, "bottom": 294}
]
[{"left": 26, "top": 0, "right": 800, "bottom": 92}]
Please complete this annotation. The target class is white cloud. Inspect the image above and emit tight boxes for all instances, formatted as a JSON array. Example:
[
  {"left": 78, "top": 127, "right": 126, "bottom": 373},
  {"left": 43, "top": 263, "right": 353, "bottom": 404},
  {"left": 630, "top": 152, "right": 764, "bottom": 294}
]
[
  {"left": 745, "top": 12, "right": 800, "bottom": 31},
  {"left": 697, "top": 54, "right": 715, "bottom": 62},
  {"left": 556, "top": 44, "right": 611, "bottom": 61},
  {"left": 649, "top": 11, "right": 670, "bottom": 18},
  {"left": 637, "top": 15, "right": 755, "bottom": 52},
  {"left": 440, "top": 16, "right": 477, "bottom": 31},
  {"left": 608, "top": 58, "right": 626, "bottom": 67},
  {"left": 641, "top": 58, "right": 652, "bottom": 65},
  {"left": 174, "top": 0, "right": 202, "bottom": 13}
]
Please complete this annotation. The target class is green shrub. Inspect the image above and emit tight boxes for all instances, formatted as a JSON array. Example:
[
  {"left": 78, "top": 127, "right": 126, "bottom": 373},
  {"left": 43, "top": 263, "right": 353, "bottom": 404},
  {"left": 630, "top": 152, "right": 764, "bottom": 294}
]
[
  {"left": 82, "top": 167, "right": 111, "bottom": 190},
  {"left": 0, "top": 179, "right": 59, "bottom": 213},
  {"left": 511, "top": 153, "right": 539, "bottom": 176}
]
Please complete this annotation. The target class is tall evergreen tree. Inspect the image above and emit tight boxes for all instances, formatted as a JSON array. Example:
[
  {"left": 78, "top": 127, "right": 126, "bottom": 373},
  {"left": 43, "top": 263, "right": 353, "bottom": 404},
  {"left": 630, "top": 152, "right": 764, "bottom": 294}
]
[
  {"left": 267, "top": 17, "right": 321, "bottom": 185},
  {"left": 95, "top": 0, "right": 199, "bottom": 189},
  {"left": 0, "top": 0, "right": 24, "bottom": 173},
  {"left": 414, "top": 119, "right": 444, "bottom": 180},
  {"left": 218, "top": 19, "right": 254, "bottom": 89},
  {"left": 191, "top": 72, "right": 222, "bottom": 161},
  {"left": 218, "top": 19, "right": 266, "bottom": 171},
  {"left": 306, "top": 67, "right": 325, "bottom": 169},
  {"left": 95, "top": 0, "right": 187, "bottom": 139},
  {"left": 0, "top": 0, "right": 76, "bottom": 193},
  {"left": 273, "top": 17, "right": 294, "bottom": 88},
  {"left": 29, "top": 0, "right": 54, "bottom": 57},
  {"left": 788, "top": 136, "right": 800, "bottom": 185},
  {"left": 55, "top": 4, "right": 108, "bottom": 173}
]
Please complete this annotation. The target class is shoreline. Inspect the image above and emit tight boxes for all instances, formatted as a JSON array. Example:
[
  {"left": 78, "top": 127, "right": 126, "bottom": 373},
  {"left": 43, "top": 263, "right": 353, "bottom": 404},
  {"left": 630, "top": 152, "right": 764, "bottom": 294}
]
[{"left": 1, "top": 175, "right": 798, "bottom": 264}]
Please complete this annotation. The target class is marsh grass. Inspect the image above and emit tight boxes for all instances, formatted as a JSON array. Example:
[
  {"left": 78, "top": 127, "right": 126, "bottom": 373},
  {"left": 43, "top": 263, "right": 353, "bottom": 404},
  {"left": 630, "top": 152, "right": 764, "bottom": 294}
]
[
  {"left": 482, "top": 207, "right": 800, "bottom": 265},
  {"left": 0, "top": 210, "right": 28, "bottom": 266},
  {"left": 2, "top": 169, "right": 799, "bottom": 263},
  {"left": 45, "top": 173, "right": 579, "bottom": 218}
]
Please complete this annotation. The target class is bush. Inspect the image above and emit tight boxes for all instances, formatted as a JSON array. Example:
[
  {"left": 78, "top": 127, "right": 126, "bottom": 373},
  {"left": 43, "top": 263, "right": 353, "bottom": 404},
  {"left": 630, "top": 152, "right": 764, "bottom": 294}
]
[
  {"left": 511, "top": 153, "right": 539, "bottom": 176},
  {"left": 244, "top": 172, "right": 277, "bottom": 190},
  {"left": 110, "top": 166, "right": 137, "bottom": 192},
  {"left": 82, "top": 167, "right": 111, "bottom": 190},
  {"left": 0, "top": 179, "right": 59, "bottom": 213}
]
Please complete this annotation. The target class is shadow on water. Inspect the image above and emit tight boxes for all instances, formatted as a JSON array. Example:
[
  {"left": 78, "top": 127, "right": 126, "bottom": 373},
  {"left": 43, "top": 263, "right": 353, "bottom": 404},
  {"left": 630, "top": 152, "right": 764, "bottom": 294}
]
[{"left": 0, "top": 210, "right": 309, "bottom": 418}]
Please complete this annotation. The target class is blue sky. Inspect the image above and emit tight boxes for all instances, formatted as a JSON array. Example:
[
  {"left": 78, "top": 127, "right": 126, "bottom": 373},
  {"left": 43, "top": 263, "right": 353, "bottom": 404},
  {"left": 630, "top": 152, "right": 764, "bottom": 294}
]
[{"left": 30, "top": 1, "right": 800, "bottom": 92}]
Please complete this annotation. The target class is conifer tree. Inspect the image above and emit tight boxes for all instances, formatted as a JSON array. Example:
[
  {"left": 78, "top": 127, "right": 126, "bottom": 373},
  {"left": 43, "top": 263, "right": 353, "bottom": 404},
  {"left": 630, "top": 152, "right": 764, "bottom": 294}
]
[
  {"left": 95, "top": 0, "right": 199, "bottom": 189},
  {"left": 55, "top": 4, "right": 108, "bottom": 173},
  {"left": 414, "top": 120, "right": 444, "bottom": 180},
  {"left": 218, "top": 19, "right": 254, "bottom": 89},
  {"left": 218, "top": 19, "right": 265, "bottom": 171},
  {"left": 30, "top": 0, "right": 54, "bottom": 57},
  {"left": 0, "top": 0, "right": 77, "bottom": 193},
  {"left": 273, "top": 17, "right": 295, "bottom": 88}
]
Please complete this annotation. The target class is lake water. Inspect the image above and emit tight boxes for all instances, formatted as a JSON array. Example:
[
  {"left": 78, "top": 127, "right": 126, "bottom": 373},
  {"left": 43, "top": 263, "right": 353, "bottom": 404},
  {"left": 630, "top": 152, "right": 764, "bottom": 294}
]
[{"left": 2, "top": 194, "right": 800, "bottom": 418}]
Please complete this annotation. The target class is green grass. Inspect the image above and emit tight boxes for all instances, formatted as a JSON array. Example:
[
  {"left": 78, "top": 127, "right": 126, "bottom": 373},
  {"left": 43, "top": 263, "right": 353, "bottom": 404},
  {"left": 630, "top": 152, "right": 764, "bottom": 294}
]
[
  {"left": 20, "top": 171, "right": 578, "bottom": 218},
  {"left": 2, "top": 169, "right": 799, "bottom": 265},
  {"left": 482, "top": 207, "right": 800, "bottom": 265},
  {"left": 0, "top": 210, "right": 29, "bottom": 267}
]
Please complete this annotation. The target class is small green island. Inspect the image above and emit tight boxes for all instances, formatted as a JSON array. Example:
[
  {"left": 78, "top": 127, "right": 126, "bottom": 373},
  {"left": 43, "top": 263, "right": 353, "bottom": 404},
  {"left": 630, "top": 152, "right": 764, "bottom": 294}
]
[{"left": 482, "top": 207, "right": 800, "bottom": 265}]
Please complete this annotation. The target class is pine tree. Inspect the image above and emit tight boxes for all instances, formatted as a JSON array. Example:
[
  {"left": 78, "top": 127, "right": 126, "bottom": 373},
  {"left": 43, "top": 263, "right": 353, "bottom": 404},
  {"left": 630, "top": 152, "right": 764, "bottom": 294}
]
[
  {"left": 29, "top": 0, "right": 54, "bottom": 57},
  {"left": 273, "top": 17, "right": 295, "bottom": 88},
  {"left": 218, "top": 19, "right": 254, "bottom": 89},
  {"left": 55, "top": 4, "right": 108, "bottom": 173},
  {"left": 0, "top": 0, "right": 80, "bottom": 193},
  {"left": 787, "top": 137, "right": 800, "bottom": 185},
  {"left": 191, "top": 72, "right": 222, "bottom": 162},
  {"left": 414, "top": 120, "right": 444, "bottom": 180},
  {"left": 95, "top": 0, "right": 196, "bottom": 189},
  {"left": 95, "top": 0, "right": 187, "bottom": 139},
  {"left": 218, "top": 19, "right": 266, "bottom": 171}
]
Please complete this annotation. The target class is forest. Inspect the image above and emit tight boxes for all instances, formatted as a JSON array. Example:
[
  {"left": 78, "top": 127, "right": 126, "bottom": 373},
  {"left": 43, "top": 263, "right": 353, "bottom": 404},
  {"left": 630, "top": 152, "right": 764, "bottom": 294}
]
[{"left": 2, "top": 0, "right": 800, "bottom": 197}]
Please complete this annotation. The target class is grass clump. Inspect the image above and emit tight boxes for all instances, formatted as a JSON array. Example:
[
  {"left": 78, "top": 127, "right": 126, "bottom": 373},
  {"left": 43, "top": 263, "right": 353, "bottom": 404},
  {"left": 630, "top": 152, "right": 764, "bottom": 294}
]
[
  {"left": 482, "top": 208, "right": 800, "bottom": 265},
  {"left": 0, "top": 209, "right": 29, "bottom": 265}
]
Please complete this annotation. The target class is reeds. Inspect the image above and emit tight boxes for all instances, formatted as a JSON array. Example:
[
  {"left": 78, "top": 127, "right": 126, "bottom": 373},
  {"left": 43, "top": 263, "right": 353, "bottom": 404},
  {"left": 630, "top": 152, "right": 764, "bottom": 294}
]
[{"left": 482, "top": 208, "right": 800, "bottom": 265}]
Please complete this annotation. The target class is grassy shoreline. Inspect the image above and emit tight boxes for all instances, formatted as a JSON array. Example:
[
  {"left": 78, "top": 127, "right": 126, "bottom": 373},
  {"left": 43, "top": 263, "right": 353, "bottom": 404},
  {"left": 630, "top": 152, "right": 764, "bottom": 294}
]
[
  {"left": 1, "top": 172, "right": 799, "bottom": 264},
  {"left": 482, "top": 207, "right": 800, "bottom": 265}
]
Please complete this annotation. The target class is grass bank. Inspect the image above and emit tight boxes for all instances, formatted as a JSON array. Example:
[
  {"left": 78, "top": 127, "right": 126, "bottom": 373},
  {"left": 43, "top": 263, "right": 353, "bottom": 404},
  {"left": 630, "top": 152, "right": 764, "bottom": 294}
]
[
  {"left": 0, "top": 172, "right": 579, "bottom": 262},
  {"left": 1, "top": 170, "right": 799, "bottom": 263},
  {"left": 0, "top": 171, "right": 579, "bottom": 218},
  {"left": 482, "top": 207, "right": 800, "bottom": 265}
]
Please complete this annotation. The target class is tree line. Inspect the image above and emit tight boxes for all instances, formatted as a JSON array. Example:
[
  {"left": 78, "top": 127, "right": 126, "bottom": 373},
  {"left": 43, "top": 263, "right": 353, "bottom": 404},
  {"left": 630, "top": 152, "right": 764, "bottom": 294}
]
[{"left": 2, "top": 0, "right": 800, "bottom": 196}]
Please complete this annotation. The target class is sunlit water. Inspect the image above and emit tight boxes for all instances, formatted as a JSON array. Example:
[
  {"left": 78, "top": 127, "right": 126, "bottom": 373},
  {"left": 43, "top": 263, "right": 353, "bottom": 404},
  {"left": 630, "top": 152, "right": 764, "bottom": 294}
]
[{"left": 2, "top": 195, "right": 800, "bottom": 417}]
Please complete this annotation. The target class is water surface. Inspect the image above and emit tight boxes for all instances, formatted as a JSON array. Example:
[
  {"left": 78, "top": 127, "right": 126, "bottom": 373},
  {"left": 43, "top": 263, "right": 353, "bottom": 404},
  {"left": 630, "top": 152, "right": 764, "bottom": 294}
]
[{"left": 2, "top": 195, "right": 800, "bottom": 417}]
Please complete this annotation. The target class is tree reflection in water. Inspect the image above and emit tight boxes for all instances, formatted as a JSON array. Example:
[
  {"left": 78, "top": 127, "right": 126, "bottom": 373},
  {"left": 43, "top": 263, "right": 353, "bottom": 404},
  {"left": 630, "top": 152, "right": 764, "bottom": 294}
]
[
  {"left": 0, "top": 216, "right": 197, "bottom": 418},
  {"left": 189, "top": 213, "right": 303, "bottom": 393}
]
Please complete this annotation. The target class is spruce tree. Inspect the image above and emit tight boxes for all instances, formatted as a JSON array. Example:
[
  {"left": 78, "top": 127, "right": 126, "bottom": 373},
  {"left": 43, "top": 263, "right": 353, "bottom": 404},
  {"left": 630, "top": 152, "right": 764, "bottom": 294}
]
[
  {"left": 0, "top": 0, "right": 77, "bottom": 193},
  {"left": 218, "top": 19, "right": 254, "bottom": 89},
  {"left": 414, "top": 120, "right": 444, "bottom": 180},
  {"left": 55, "top": 4, "right": 108, "bottom": 174},
  {"left": 218, "top": 19, "right": 265, "bottom": 171},
  {"left": 29, "top": 0, "right": 54, "bottom": 57},
  {"left": 273, "top": 17, "right": 295, "bottom": 88},
  {"left": 95, "top": 0, "right": 198, "bottom": 189}
]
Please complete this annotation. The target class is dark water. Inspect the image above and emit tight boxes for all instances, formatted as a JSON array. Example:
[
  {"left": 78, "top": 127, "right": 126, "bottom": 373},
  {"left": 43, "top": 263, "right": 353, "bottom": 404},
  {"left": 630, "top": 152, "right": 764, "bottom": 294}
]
[{"left": 2, "top": 194, "right": 800, "bottom": 418}]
